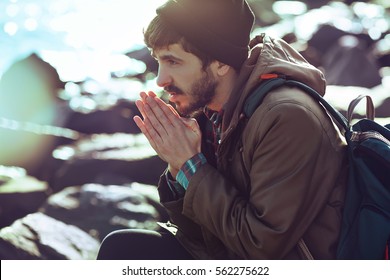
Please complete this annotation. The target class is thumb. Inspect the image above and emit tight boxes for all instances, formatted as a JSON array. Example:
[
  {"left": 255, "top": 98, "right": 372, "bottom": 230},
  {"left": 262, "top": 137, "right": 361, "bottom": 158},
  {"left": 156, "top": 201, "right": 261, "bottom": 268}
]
[{"left": 181, "top": 118, "right": 200, "bottom": 132}]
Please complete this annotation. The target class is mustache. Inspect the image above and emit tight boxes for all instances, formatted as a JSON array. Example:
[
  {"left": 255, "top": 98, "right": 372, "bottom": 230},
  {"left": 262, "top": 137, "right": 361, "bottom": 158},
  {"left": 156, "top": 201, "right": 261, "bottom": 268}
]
[{"left": 164, "top": 85, "right": 184, "bottom": 95}]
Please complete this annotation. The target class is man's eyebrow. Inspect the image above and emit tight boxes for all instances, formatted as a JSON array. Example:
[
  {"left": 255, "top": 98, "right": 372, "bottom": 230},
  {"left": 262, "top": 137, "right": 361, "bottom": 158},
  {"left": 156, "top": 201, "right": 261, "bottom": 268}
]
[{"left": 157, "top": 54, "right": 183, "bottom": 62}]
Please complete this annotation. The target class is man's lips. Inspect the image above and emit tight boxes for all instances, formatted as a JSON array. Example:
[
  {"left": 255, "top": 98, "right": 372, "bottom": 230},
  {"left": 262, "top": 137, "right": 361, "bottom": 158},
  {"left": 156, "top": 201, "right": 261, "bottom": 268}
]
[
  {"left": 168, "top": 93, "right": 178, "bottom": 101},
  {"left": 166, "top": 90, "right": 182, "bottom": 97},
  {"left": 167, "top": 92, "right": 182, "bottom": 103}
]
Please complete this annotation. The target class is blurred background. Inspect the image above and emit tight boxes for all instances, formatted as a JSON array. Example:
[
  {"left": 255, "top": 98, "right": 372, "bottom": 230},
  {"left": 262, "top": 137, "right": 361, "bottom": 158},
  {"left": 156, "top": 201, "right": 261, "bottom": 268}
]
[{"left": 0, "top": 0, "right": 389, "bottom": 259}]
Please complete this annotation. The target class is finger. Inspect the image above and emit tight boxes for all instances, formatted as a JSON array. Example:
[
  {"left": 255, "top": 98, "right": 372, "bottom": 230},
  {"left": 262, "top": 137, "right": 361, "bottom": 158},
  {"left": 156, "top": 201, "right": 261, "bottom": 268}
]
[
  {"left": 146, "top": 95, "right": 181, "bottom": 127},
  {"left": 146, "top": 91, "right": 178, "bottom": 117},
  {"left": 148, "top": 91, "right": 157, "bottom": 98},
  {"left": 133, "top": 115, "right": 144, "bottom": 129},
  {"left": 143, "top": 101, "right": 170, "bottom": 138},
  {"left": 154, "top": 96, "right": 180, "bottom": 118},
  {"left": 181, "top": 118, "right": 200, "bottom": 132},
  {"left": 140, "top": 91, "right": 148, "bottom": 101},
  {"left": 135, "top": 100, "right": 147, "bottom": 120},
  {"left": 133, "top": 115, "right": 161, "bottom": 150},
  {"left": 155, "top": 99, "right": 183, "bottom": 128},
  {"left": 141, "top": 93, "right": 174, "bottom": 122},
  {"left": 136, "top": 93, "right": 166, "bottom": 121},
  {"left": 134, "top": 115, "right": 152, "bottom": 137}
]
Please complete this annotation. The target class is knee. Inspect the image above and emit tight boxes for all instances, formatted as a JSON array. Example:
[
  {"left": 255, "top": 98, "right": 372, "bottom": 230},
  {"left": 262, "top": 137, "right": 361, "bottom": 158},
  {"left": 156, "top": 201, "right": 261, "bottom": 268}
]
[
  {"left": 97, "top": 230, "right": 130, "bottom": 259},
  {"left": 96, "top": 229, "right": 160, "bottom": 260}
]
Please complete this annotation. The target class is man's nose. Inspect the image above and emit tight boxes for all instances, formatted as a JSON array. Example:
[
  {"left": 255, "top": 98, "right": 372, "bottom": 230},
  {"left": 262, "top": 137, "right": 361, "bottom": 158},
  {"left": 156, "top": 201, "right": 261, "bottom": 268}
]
[{"left": 156, "top": 67, "right": 171, "bottom": 88}]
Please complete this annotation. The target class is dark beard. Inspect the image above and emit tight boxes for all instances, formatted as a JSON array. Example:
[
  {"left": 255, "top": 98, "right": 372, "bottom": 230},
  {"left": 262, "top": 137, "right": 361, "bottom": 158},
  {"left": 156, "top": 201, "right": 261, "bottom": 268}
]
[{"left": 165, "top": 68, "right": 218, "bottom": 117}]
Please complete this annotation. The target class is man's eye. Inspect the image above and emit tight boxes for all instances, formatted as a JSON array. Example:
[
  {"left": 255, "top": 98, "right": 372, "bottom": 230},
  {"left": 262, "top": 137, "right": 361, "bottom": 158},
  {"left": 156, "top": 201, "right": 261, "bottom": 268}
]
[{"left": 168, "top": 60, "right": 178, "bottom": 65}]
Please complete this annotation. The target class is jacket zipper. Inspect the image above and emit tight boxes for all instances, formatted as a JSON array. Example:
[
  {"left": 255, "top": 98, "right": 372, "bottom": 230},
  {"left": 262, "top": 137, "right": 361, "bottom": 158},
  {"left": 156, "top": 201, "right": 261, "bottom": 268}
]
[
  {"left": 350, "top": 131, "right": 390, "bottom": 146},
  {"left": 297, "top": 239, "right": 314, "bottom": 260}
]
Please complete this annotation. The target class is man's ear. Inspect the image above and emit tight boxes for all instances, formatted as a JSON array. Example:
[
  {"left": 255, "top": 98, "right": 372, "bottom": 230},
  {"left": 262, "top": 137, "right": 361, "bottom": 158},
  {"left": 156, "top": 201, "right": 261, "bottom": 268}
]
[{"left": 214, "top": 61, "right": 231, "bottom": 77}]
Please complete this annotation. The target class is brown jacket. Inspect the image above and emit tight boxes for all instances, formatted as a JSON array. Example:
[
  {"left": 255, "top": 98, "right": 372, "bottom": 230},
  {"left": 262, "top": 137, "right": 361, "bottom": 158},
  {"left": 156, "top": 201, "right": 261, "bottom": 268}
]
[{"left": 158, "top": 34, "right": 347, "bottom": 259}]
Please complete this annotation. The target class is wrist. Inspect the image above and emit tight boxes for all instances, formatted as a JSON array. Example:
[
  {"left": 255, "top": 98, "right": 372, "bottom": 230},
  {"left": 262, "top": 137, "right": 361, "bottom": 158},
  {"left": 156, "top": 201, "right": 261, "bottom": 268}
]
[
  {"left": 176, "top": 153, "right": 207, "bottom": 189},
  {"left": 168, "top": 164, "right": 179, "bottom": 178}
]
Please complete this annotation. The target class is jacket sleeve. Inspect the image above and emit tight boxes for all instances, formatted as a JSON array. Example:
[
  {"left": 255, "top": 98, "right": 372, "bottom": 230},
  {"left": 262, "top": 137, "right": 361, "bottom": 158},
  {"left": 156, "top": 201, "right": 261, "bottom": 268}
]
[
  {"left": 158, "top": 171, "right": 205, "bottom": 241},
  {"left": 181, "top": 100, "right": 343, "bottom": 259}
]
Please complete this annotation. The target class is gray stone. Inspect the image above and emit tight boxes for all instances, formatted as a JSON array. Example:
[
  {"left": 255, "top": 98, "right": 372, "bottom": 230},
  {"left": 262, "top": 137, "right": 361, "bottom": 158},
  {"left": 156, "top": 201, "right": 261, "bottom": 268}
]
[
  {"left": 0, "top": 212, "right": 99, "bottom": 259},
  {"left": 0, "top": 173, "right": 48, "bottom": 227},
  {"left": 40, "top": 183, "right": 166, "bottom": 241},
  {"left": 49, "top": 133, "right": 166, "bottom": 191}
]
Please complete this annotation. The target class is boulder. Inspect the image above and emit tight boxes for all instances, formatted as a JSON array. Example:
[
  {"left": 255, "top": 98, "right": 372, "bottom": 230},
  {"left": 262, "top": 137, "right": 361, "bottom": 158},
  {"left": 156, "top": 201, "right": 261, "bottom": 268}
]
[
  {"left": 0, "top": 172, "right": 48, "bottom": 228},
  {"left": 0, "top": 212, "right": 99, "bottom": 260},
  {"left": 64, "top": 100, "right": 141, "bottom": 135},
  {"left": 0, "top": 53, "right": 66, "bottom": 178},
  {"left": 322, "top": 35, "right": 382, "bottom": 88},
  {"left": 40, "top": 183, "right": 167, "bottom": 241},
  {"left": 51, "top": 156, "right": 165, "bottom": 191},
  {"left": 49, "top": 133, "right": 166, "bottom": 192}
]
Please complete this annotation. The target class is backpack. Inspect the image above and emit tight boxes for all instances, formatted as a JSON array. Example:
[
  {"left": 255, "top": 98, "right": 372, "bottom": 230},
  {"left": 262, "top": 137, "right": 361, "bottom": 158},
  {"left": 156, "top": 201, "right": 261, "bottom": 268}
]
[{"left": 243, "top": 74, "right": 390, "bottom": 260}]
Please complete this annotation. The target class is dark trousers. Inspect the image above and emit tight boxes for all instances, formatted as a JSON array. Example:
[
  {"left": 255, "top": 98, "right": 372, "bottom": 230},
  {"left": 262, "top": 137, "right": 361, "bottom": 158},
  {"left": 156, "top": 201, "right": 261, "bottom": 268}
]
[{"left": 97, "top": 229, "right": 193, "bottom": 260}]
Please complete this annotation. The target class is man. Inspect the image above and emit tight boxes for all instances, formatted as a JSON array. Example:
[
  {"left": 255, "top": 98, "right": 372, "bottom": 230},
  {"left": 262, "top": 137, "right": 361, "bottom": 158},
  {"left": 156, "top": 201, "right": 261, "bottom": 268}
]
[{"left": 97, "top": 0, "right": 347, "bottom": 259}]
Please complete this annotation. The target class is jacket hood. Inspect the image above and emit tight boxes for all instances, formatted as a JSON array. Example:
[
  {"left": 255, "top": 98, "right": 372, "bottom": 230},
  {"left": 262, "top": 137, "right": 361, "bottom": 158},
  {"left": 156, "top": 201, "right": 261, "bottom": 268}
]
[{"left": 222, "top": 34, "right": 326, "bottom": 131}]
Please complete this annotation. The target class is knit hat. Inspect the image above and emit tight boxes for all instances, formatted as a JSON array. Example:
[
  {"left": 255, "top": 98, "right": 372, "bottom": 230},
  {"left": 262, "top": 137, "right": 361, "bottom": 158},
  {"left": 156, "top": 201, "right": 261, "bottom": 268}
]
[{"left": 156, "top": 0, "right": 255, "bottom": 69}]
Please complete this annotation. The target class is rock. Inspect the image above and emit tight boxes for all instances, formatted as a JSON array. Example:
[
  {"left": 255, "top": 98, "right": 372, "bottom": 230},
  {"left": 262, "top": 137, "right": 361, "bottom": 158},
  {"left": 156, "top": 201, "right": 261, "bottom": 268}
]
[
  {"left": 49, "top": 133, "right": 166, "bottom": 191},
  {"left": 51, "top": 156, "right": 165, "bottom": 191},
  {"left": 0, "top": 171, "right": 48, "bottom": 228},
  {"left": 125, "top": 46, "right": 158, "bottom": 76},
  {"left": 40, "top": 183, "right": 167, "bottom": 241},
  {"left": 322, "top": 35, "right": 382, "bottom": 88},
  {"left": 64, "top": 100, "right": 141, "bottom": 135},
  {"left": 0, "top": 53, "right": 66, "bottom": 178},
  {"left": 0, "top": 212, "right": 99, "bottom": 260}
]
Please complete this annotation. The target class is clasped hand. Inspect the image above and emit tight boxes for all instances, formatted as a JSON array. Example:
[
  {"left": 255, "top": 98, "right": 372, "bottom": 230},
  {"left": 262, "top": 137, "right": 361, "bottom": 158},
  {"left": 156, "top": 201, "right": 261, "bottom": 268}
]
[{"left": 133, "top": 92, "right": 202, "bottom": 177}]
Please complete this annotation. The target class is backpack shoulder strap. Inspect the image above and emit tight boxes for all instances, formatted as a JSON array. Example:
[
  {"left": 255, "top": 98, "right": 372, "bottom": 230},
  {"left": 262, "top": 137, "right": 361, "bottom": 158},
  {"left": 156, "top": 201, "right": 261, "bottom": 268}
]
[
  {"left": 243, "top": 77, "right": 286, "bottom": 118},
  {"left": 243, "top": 75, "right": 349, "bottom": 131}
]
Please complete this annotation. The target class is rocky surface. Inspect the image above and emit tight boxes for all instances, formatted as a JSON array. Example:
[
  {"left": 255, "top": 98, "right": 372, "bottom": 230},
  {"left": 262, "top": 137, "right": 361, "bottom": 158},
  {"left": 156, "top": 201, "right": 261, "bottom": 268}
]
[
  {"left": 47, "top": 133, "right": 166, "bottom": 192},
  {"left": 40, "top": 183, "right": 167, "bottom": 241},
  {"left": 0, "top": 134, "right": 167, "bottom": 260},
  {"left": 0, "top": 212, "right": 100, "bottom": 260},
  {"left": 0, "top": 173, "right": 49, "bottom": 228}
]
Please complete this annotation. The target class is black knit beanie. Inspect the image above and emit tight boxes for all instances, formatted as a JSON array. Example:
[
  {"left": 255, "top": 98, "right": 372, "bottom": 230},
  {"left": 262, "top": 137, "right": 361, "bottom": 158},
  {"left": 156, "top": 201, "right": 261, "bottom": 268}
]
[{"left": 156, "top": 0, "right": 255, "bottom": 69}]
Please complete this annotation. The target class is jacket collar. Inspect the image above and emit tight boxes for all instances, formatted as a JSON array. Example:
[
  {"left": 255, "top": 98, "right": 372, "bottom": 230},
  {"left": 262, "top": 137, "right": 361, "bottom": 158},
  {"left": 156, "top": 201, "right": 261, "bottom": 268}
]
[{"left": 221, "top": 34, "right": 326, "bottom": 136}]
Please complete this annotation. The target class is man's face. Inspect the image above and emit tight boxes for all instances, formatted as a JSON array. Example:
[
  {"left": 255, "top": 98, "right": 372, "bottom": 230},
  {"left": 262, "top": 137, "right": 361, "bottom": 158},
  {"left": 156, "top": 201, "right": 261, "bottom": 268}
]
[{"left": 153, "top": 43, "right": 218, "bottom": 117}]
